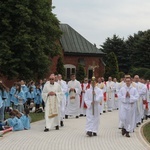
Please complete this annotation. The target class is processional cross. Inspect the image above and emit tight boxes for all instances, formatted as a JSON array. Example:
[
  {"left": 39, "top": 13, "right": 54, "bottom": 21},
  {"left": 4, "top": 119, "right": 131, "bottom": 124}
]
[
  {"left": 89, "top": 61, "right": 99, "bottom": 115},
  {"left": 89, "top": 61, "right": 99, "bottom": 78}
]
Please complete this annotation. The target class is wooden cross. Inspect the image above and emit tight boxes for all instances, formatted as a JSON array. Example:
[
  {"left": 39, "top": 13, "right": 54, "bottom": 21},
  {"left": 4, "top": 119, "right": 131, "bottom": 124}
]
[{"left": 89, "top": 61, "right": 99, "bottom": 78}]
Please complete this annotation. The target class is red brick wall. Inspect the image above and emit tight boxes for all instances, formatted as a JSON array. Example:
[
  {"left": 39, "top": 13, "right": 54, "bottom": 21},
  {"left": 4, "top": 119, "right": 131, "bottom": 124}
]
[{"left": 63, "top": 55, "right": 105, "bottom": 80}]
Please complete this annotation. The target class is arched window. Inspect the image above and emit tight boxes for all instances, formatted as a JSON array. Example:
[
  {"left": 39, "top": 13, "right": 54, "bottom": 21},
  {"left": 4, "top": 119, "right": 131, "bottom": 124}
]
[{"left": 64, "top": 64, "right": 76, "bottom": 80}]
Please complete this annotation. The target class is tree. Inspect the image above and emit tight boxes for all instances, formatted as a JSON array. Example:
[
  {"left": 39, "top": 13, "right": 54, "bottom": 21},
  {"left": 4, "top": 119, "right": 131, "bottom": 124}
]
[
  {"left": 76, "top": 64, "right": 86, "bottom": 82},
  {"left": 0, "top": 0, "right": 62, "bottom": 80},
  {"left": 126, "top": 30, "right": 150, "bottom": 69},
  {"left": 104, "top": 52, "right": 119, "bottom": 79},
  {"left": 144, "top": 70, "right": 150, "bottom": 80},
  {"left": 118, "top": 71, "right": 125, "bottom": 80},
  {"left": 129, "top": 67, "right": 150, "bottom": 78},
  {"left": 56, "top": 57, "right": 65, "bottom": 79},
  {"left": 100, "top": 34, "right": 130, "bottom": 73}
]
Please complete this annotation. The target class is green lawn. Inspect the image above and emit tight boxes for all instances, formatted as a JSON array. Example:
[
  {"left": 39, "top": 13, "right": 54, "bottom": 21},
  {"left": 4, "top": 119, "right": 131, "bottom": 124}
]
[
  {"left": 29, "top": 112, "right": 44, "bottom": 122},
  {"left": 143, "top": 122, "right": 150, "bottom": 143}
]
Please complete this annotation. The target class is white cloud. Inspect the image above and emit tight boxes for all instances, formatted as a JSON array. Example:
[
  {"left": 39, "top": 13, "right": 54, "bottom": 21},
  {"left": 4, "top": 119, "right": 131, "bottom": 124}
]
[{"left": 52, "top": 0, "right": 150, "bottom": 47}]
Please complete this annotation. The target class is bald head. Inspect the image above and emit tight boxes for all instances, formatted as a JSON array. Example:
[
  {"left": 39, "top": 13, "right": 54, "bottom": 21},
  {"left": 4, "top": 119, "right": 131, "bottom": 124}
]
[
  {"left": 58, "top": 74, "right": 62, "bottom": 80},
  {"left": 134, "top": 75, "right": 139, "bottom": 83},
  {"left": 49, "top": 74, "right": 55, "bottom": 84},
  {"left": 108, "top": 77, "right": 112, "bottom": 81}
]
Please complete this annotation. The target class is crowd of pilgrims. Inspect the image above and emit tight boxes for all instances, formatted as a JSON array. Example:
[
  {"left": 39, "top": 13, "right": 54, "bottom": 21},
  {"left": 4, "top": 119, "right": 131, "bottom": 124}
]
[
  {"left": 0, "top": 79, "right": 45, "bottom": 133},
  {"left": 0, "top": 74, "right": 150, "bottom": 138}
]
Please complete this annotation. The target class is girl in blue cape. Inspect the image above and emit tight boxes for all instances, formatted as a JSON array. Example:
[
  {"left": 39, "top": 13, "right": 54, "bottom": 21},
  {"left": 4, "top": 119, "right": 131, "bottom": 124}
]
[
  {"left": 14, "top": 108, "right": 31, "bottom": 130},
  {"left": 11, "top": 83, "right": 25, "bottom": 113},
  {"left": 7, "top": 110, "right": 24, "bottom": 131}
]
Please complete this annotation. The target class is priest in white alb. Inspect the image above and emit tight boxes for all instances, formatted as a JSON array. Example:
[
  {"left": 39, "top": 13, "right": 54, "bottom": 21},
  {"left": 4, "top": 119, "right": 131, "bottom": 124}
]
[
  {"left": 42, "top": 74, "right": 63, "bottom": 132},
  {"left": 118, "top": 77, "right": 139, "bottom": 137},
  {"left": 145, "top": 80, "right": 150, "bottom": 119},
  {"left": 97, "top": 77, "right": 106, "bottom": 114},
  {"left": 132, "top": 75, "right": 147, "bottom": 126},
  {"left": 57, "top": 74, "right": 68, "bottom": 126},
  {"left": 84, "top": 78, "right": 103, "bottom": 137},
  {"left": 80, "top": 77, "right": 91, "bottom": 116},
  {"left": 106, "top": 77, "right": 115, "bottom": 112},
  {"left": 65, "top": 74, "right": 82, "bottom": 119}
]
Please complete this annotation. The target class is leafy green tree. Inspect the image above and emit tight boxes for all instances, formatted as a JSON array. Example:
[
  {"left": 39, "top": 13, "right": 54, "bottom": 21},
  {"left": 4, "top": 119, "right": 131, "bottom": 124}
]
[
  {"left": 76, "top": 64, "right": 86, "bottom": 82},
  {"left": 144, "top": 70, "right": 150, "bottom": 80},
  {"left": 104, "top": 52, "right": 119, "bottom": 79},
  {"left": 118, "top": 71, "right": 125, "bottom": 80},
  {"left": 0, "top": 0, "right": 62, "bottom": 80},
  {"left": 100, "top": 34, "right": 130, "bottom": 73},
  {"left": 126, "top": 30, "right": 150, "bottom": 69},
  {"left": 129, "top": 67, "right": 150, "bottom": 78},
  {"left": 56, "top": 57, "right": 65, "bottom": 79}
]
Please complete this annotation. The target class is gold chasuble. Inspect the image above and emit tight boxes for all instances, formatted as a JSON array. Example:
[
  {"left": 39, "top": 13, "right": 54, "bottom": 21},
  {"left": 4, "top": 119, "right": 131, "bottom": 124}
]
[
  {"left": 69, "top": 90, "right": 76, "bottom": 103},
  {"left": 47, "top": 95, "right": 58, "bottom": 118}
]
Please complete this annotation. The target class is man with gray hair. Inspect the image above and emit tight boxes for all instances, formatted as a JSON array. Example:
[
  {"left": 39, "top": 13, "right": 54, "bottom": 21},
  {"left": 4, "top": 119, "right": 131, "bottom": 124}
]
[{"left": 42, "top": 74, "right": 63, "bottom": 132}]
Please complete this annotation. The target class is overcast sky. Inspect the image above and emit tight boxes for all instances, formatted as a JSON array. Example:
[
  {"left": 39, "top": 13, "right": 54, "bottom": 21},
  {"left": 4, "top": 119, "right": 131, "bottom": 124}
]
[{"left": 52, "top": 0, "right": 150, "bottom": 48}]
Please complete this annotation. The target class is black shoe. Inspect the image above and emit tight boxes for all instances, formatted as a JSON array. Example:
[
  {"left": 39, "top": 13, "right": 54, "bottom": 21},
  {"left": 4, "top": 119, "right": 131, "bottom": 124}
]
[
  {"left": 145, "top": 115, "right": 148, "bottom": 120},
  {"left": 55, "top": 125, "right": 59, "bottom": 130},
  {"left": 44, "top": 128, "right": 49, "bottom": 132},
  {"left": 65, "top": 115, "right": 68, "bottom": 119},
  {"left": 76, "top": 116, "right": 79, "bottom": 118},
  {"left": 60, "top": 121, "right": 64, "bottom": 127},
  {"left": 141, "top": 118, "right": 144, "bottom": 123},
  {"left": 100, "top": 113, "right": 102, "bottom": 115},
  {"left": 80, "top": 114, "right": 83, "bottom": 117},
  {"left": 86, "top": 131, "right": 92, "bottom": 137},
  {"left": 103, "top": 111, "right": 106, "bottom": 113},
  {"left": 126, "top": 132, "right": 130, "bottom": 138},
  {"left": 122, "top": 128, "right": 126, "bottom": 136},
  {"left": 93, "top": 132, "right": 97, "bottom": 136}
]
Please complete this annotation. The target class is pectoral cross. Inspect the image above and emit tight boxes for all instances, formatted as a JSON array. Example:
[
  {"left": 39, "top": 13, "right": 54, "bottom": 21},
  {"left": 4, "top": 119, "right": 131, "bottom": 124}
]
[{"left": 89, "top": 61, "right": 99, "bottom": 78}]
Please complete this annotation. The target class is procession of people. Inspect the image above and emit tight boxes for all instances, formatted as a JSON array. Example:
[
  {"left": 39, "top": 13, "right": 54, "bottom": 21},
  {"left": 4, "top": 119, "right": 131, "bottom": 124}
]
[{"left": 0, "top": 73, "right": 150, "bottom": 138}]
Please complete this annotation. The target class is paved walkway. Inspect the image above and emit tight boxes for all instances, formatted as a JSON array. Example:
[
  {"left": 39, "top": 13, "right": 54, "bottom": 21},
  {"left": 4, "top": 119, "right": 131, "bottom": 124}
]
[{"left": 0, "top": 110, "right": 150, "bottom": 150}]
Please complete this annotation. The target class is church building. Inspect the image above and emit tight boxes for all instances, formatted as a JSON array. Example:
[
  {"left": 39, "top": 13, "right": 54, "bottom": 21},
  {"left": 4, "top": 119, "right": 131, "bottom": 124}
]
[{"left": 51, "top": 24, "right": 105, "bottom": 80}]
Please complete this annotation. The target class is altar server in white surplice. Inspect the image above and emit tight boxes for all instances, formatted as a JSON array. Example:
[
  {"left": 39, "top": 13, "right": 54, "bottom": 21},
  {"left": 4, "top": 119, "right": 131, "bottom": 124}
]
[
  {"left": 65, "top": 74, "right": 82, "bottom": 119},
  {"left": 42, "top": 74, "right": 63, "bottom": 132},
  {"left": 118, "top": 77, "right": 139, "bottom": 138},
  {"left": 84, "top": 80, "right": 103, "bottom": 137}
]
